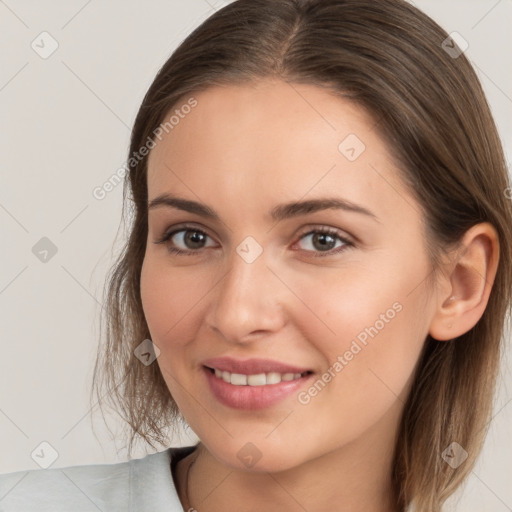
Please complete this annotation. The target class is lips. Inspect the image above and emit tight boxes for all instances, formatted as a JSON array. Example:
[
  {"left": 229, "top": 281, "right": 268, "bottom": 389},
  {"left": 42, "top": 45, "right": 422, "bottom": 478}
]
[
  {"left": 202, "top": 356, "right": 312, "bottom": 375},
  {"left": 201, "top": 356, "right": 314, "bottom": 410}
]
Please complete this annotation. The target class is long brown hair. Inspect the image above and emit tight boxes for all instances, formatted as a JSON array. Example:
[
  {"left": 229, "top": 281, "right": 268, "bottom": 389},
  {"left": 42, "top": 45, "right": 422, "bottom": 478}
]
[{"left": 91, "top": 1, "right": 512, "bottom": 510}]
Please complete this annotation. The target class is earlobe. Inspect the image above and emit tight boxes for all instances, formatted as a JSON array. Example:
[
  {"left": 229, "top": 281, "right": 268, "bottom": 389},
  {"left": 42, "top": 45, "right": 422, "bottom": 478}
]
[{"left": 428, "top": 223, "right": 500, "bottom": 341}]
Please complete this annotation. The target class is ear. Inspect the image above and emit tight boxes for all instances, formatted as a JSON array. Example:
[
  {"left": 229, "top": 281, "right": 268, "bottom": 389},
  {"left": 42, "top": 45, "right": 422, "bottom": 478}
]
[{"left": 429, "top": 222, "right": 500, "bottom": 341}]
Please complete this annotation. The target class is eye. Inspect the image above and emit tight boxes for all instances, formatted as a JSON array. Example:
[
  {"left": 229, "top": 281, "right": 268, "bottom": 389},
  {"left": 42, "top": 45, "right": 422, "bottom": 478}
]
[
  {"left": 154, "top": 225, "right": 216, "bottom": 256},
  {"left": 294, "top": 227, "right": 353, "bottom": 257},
  {"left": 154, "top": 224, "right": 354, "bottom": 258}
]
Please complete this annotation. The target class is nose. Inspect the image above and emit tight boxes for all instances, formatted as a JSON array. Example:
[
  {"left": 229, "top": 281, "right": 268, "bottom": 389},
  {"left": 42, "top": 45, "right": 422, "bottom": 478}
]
[{"left": 204, "top": 246, "right": 288, "bottom": 344}]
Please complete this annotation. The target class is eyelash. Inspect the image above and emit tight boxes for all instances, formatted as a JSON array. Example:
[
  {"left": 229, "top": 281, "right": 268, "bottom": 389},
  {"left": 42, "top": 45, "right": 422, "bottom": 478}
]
[{"left": 154, "top": 223, "right": 354, "bottom": 258}]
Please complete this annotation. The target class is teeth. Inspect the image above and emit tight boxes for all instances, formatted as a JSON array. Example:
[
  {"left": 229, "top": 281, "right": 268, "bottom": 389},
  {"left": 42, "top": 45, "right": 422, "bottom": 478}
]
[
  {"left": 231, "top": 373, "right": 248, "bottom": 385},
  {"left": 266, "top": 372, "right": 282, "bottom": 384},
  {"left": 247, "top": 373, "right": 266, "bottom": 386},
  {"left": 211, "top": 368, "right": 306, "bottom": 386}
]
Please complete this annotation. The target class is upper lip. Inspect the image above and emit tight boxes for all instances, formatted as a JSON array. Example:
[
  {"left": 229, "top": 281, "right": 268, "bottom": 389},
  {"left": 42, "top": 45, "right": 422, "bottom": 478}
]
[{"left": 202, "top": 357, "right": 312, "bottom": 375}]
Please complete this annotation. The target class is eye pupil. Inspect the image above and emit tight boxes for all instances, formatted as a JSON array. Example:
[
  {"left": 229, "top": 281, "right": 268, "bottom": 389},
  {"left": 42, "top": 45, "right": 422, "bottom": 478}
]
[
  {"left": 185, "top": 230, "right": 206, "bottom": 249},
  {"left": 313, "top": 233, "right": 336, "bottom": 251}
]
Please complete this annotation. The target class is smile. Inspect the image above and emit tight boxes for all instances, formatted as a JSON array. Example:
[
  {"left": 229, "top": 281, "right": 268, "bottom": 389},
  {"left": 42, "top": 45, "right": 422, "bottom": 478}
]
[
  {"left": 200, "top": 356, "right": 315, "bottom": 409},
  {"left": 207, "top": 367, "right": 310, "bottom": 386}
]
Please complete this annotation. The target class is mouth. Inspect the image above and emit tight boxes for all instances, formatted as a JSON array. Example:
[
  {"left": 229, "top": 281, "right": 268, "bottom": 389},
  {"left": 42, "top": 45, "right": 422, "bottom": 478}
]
[
  {"left": 204, "top": 366, "right": 313, "bottom": 386},
  {"left": 201, "top": 358, "right": 315, "bottom": 410}
]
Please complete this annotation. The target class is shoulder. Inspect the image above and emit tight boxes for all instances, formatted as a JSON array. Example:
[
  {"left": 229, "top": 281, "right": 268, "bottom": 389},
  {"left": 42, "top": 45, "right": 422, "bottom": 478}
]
[{"left": 0, "top": 446, "right": 195, "bottom": 512}]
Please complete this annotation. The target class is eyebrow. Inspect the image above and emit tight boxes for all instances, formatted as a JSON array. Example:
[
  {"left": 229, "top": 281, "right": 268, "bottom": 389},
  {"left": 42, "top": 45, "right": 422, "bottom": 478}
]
[{"left": 148, "top": 193, "right": 379, "bottom": 222}]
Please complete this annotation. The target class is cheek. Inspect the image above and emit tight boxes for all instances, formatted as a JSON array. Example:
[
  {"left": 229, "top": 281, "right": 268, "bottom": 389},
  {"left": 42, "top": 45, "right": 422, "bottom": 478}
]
[
  {"left": 140, "top": 255, "right": 210, "bottom": 348},
  {"left": 140, "top": 255, "right": 210, "bottom": 407},
  {"left": 289, "top": 259, "right": 429, "bottom": 415},
  {"left": 285, "top": 261, "right": 408, "bottom": 350},
  {"left": 315, "top": 299, "right": 425, "bottom": 450}
]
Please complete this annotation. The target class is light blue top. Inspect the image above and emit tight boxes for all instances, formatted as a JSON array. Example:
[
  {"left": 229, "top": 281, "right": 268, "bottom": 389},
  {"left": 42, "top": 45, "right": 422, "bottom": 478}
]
[{"left": 0, "top": 446, "right": 196, "bottom": 511}]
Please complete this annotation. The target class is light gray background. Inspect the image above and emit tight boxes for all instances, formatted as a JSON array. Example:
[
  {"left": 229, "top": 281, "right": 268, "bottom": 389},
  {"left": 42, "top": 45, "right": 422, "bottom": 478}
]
[{"left": 1, "top": 1, "right": 511, "bottom": 510}]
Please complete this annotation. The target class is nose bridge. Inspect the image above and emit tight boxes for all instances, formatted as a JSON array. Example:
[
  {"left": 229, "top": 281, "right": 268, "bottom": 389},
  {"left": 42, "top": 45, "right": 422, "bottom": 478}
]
[{"left": 207, "top": 242, "right": 286, "bottom": 341}]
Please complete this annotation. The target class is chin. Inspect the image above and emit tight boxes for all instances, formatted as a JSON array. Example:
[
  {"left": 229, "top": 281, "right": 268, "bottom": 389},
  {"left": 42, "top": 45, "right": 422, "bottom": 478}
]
[{"left": 205, "top": 438, "right": 309, "bottom": 473}]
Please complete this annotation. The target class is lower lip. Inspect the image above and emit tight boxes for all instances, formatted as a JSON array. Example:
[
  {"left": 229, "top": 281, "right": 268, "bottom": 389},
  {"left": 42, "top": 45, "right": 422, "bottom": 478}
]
[{"left": 203, "top": 367, "right": 313, "bottom": 410}]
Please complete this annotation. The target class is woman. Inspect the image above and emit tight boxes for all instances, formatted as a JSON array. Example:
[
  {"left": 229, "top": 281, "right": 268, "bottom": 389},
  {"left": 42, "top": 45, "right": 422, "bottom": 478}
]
[{"left": 1, "top": 1, "right": 510, "bottom": 511}]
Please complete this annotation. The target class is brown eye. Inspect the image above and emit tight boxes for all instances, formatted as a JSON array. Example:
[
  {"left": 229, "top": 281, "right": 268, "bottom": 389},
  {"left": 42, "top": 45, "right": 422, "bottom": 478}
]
[
  {"left": 177, "top": 230, "right": 208, "bottom": 250},
  {"left": 295, "top": 228, "right": 353, "bottom": 257},
  {"left": 155, "top": 226, "right": 216, "bottom": 255}
]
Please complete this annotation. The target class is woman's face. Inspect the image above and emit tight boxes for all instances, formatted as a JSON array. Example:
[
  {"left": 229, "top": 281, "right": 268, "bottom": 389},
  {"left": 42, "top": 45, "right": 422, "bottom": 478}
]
[{"left": 141, "top": 79, "right": 437, "bottom": 472}]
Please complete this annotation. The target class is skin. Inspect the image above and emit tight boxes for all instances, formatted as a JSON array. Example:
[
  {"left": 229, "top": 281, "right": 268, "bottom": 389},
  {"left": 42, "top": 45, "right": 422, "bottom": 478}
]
[{"left": 140, "top": 79, "right": 499, "bottom": 512}]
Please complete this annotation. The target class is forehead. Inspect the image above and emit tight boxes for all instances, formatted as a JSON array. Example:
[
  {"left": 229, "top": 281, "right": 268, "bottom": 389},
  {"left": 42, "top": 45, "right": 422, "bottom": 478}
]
[{"left": 146, "top": 79, "right": 412, "bottom": 223}]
